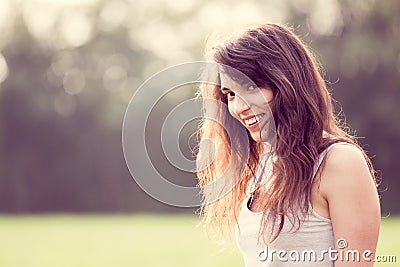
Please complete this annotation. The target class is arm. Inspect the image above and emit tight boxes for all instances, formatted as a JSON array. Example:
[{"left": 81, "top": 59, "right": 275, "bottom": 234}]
[{"left": 319, "top": 144, "right": 381, "bottom": 266}]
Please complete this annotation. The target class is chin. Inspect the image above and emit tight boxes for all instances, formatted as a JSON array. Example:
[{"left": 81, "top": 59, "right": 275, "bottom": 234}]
[{"left": 250, "top": 132, "right": 261, "bottom": 143}]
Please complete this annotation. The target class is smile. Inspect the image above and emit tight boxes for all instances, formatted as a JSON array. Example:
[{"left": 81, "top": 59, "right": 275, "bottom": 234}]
[{"left": 243, "top": 114, "right": 264, "bottom": 129}]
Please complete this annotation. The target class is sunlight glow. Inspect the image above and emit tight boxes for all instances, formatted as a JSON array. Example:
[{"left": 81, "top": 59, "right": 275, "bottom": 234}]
[
  {"left": 165, "top": 0, "right": 197, "bottom": 13},
  {"left": 22, "top": 1, "right": 59, "bottom": 43},
  {"left": 0, "top": 0, "right": 16, "bottom": 49},
  {"left": 30, "top": 0, "right": 98, "bottom": 7},
  {"left": 58, "top": 11, "right": 93, "bottom": 48},
  {"left": 309, "top": 0, "right": 343, "bottom": 36},
  {"left": 0, "top": 53, "right": 9, "bottom": 85},
  {"left": 98, "top": 0, "right": 128, "bottom": 32}
]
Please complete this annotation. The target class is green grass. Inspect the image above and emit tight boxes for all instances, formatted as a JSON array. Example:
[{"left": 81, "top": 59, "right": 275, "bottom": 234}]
[{"left": 0, "top": 214, "right": 398, "bottom": 267}]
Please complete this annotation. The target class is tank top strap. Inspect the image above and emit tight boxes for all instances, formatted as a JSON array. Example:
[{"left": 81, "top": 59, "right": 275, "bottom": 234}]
[
  {"left": 246, "top": 142, "right": 356, "bottom": 195},
  {"left": 247, "top": 152, "right": 274, "bottom": 196},
  {"left": 311, "top": 141, "right": 356, "bottom": 181}
]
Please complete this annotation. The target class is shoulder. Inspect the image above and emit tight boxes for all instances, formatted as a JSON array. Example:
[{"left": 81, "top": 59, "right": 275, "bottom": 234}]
[
  {"left": 318, "top": 142, "right": 379, "bottom": 213},
  {"left": 321, "top": 143, "right": 372, "bottom": 188},
  {"left": 318, "top": 142, "right": 380, "bottom": 258},
  {"left": 323, "top": 143, "right": 369, "bottom": 175}
]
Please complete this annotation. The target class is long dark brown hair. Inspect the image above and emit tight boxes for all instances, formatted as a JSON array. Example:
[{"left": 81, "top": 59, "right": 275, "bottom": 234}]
[{"left": 196, "top": 23, "right": 379, "bottom": 244}]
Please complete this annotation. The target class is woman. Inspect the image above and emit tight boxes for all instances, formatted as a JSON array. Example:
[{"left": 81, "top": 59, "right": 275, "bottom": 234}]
[{"left": 196, "top": 23, "right": 380, "bottom": 266}]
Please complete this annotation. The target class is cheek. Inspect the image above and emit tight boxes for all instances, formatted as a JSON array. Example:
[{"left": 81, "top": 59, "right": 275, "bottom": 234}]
[
  {"left": 227, "top": 101, "right": 240, "bottom": 121},
  {"left": 226, "top": 100, "right": 234, "bottom": 115},
  {"left": 261, "top": 89, "right": 275, "bottom": 114},
  {"left": 261, "top": 89, "right": 274, "bottom": 103}
]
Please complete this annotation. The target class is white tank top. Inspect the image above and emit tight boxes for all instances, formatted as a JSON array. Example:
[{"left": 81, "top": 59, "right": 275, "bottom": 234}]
[{"left": 235, "top": 142, "right": 354, "bottom": 266}]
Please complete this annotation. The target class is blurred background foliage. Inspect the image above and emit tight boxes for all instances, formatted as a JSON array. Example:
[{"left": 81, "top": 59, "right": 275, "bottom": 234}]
[{"left": 0, "top": 0, "right": 399, "bottom": 215}]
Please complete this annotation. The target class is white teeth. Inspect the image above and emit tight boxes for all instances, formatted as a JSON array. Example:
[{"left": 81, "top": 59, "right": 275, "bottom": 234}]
[
  {"left": 244, "top": 114, "right": 264, "bottom": 126},
  {"left": 245, "top": 117, "right": 258, "bottom": 126}
]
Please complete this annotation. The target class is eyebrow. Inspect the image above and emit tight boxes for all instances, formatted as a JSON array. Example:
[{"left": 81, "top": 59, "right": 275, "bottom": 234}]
[{"left": 220, "top": 87, "right": 234, "bottom": 95}]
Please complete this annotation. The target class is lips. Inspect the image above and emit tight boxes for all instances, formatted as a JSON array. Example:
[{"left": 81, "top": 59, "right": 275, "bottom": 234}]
[
  {"left": 242, "top": 114, "right": 264, "bottom": 130},
  {"left": 244, "top": 116, "right": 258, "bottom": 126}
]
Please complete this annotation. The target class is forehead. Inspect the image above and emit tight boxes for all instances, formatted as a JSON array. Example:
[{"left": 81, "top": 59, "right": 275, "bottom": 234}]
[{"left": 219, "top": 70, "right": 254, "bottom": 90}]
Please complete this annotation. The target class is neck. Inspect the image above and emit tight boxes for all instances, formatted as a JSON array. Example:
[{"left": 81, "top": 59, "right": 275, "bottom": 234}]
[{"left": 261, "top": 142, "right": 274, "bottom": 154}]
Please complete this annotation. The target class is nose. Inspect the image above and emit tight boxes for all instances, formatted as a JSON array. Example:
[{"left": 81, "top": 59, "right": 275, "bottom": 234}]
[{"left": 232, "top": 94, "right": 251, "bottom": 116}]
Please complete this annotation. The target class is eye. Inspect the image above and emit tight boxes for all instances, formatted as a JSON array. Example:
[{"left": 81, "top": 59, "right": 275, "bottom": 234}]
[
  {"left": 226, "top": 91, "right": 235, "bottom": 98},
  {"left": 221, "top": 88, "right": 235, "bottom": 100},
  {"left": 248, "top": 85, "right": 257, "bottom": 91}
]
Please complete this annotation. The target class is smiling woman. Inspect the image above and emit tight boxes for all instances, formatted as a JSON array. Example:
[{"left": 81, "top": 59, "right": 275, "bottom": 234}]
[
  {"left": 219, "top": 72, "right": 274, "bottom": 143},
  {"left": 196, "top": 23, "right": 380, "bottom": 267}
]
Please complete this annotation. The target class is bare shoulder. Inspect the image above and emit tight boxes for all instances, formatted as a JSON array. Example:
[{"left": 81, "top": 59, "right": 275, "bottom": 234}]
[
  {"left": 319, "top": 143, "right": 376, "bottom": 197},
  {"left": 318, "top": 142, "right": 380, "bottom": 217},
  {"left": 325, "top": 143, "right": 368, "bottom": 171},
  {"left": 319, "top": 143, "right": 380, "bottom": 260}
]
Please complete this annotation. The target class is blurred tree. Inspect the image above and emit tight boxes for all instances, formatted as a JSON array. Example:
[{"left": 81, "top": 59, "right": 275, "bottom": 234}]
[{"left": 0, "top": 0, "right": 398, "bottom": 214}]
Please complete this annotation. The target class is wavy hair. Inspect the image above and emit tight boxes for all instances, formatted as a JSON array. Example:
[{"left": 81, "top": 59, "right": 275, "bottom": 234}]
[{"left": 196, "top": 23, "right": 379, "bottom": 244}]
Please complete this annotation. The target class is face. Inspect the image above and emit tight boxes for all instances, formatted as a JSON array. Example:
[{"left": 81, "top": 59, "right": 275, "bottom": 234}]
[{"left": 219, "top": 72, "right": 274, "bottom": 143}]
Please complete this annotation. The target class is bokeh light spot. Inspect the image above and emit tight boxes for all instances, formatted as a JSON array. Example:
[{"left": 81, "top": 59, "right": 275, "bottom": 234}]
[
  {"left": 59, "top": 11, "right": 93, "bottom": 47},
  {"left": 63, "top": 68, "right": 86, "bottom": 95},
  {"left": 0, "top": 53, "right": 9, "bottom": 85}
]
